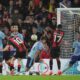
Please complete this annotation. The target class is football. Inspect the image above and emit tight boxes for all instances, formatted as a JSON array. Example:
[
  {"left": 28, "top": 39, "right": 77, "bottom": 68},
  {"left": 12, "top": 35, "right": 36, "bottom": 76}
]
[{"left": 31, "top": 34, "right": 38, "bottom": 41}]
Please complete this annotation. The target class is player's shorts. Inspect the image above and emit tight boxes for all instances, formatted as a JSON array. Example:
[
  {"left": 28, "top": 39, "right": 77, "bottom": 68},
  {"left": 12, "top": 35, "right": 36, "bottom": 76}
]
[
  {"left": 50, "top": 46, "right": 60, "bottom": 58},
  {"left": 70, "top": 55, "right": 80, "bottom": 65},
  {"left": 3, "top": 51, "right": 16, "bottom": 61},
  {"left": 26, "top": 57, "right": 34, "bottom": 69},
  {"left": 14, "top": 50, "right": 26, "bottom": 59},
  {"left": 0, "top": 51, "right": 3, "bottom": 62}
]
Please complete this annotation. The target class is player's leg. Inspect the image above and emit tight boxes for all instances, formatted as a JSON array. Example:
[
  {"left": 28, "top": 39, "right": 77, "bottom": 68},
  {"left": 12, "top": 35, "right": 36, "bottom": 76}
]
[
  {"left": 49, "top": 47, "right": 54, "bottom": 75},
  {"left": 50, "top": 46, "right": 61, "bottom": 75},
  {"left": 8, "top": 50, "right": 17, "bottom": 75},
  {"left": 17, "top": 58, "right": 21, "bottom": 73},
  {"left": 26, "top": 57, "right": 34, "bottom": 72},
  {"left": 17, "top": 51, "right": 26, "bottom": 74},
  {"left": 56, "top": 51, "right": 62, "bottom": 75},
  {"left": 49, "top": 58, "right": 53, "bottom": 75},
  {"left": 12, "top": 51, "right": 20, "bottom": 74},
  {"left": 49, "top": 58, "right": 53, "bottom": 72},
  {"left": 62, "top": 55, "right": 80, "bottom": 73},
  {"left": 5, "top": 50, "right": 16, "bottom": 75},
  {"left": 0, "top": 51, "right": 3, "bottom": 74},
  {"left": 3, "top": 51, "right": 12, "bottom": 75},
  {"left": 56, "top": 58, "right": 61, "bottom": 70},
  {"left": 16, "top": 52, "right": 22, "bottom": 74},
  {"left": 69, "top": 55, "right": 80, "bottom": 66},
  {"left": 56, "top": 58, "right": 62, "bottom": 75},
  {"left": 55, "top": 46, "right": 62, "bottom": 75},
  {"left": 9, "top": 57, "right": 15, "bottom": 75}
]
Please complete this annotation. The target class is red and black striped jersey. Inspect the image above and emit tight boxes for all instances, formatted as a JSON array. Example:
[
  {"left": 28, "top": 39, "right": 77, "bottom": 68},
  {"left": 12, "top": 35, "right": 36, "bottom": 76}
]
[
  {"left": 8, "top": 36, "right": 26, "bottom": 52},
  {"left": 52, "top": 29, "right": 64, "bottom": 48}
]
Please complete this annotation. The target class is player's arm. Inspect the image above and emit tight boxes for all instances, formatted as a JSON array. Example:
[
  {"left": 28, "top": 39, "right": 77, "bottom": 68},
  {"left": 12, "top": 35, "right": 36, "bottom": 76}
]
[{"left": 3, "top": 45, "right": 10, "bottom": 51}]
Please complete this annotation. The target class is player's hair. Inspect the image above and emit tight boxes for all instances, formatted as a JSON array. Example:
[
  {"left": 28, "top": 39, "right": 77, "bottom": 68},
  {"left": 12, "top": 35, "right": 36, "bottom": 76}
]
[
  {"left": 10, "top": 23, "right": 21, "bottom": 32},
  {"left": 11, "top": 23, "right": 19, "bottom": 27},
  {"left": 57, "top": 24, "right": 62, "bottom": 29},
  {"left": 40, "top": 36, "right": 48, "bottom": 42}
]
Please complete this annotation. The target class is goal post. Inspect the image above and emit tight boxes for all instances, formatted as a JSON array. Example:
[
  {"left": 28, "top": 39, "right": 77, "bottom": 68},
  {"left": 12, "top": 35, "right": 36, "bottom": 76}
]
[
  {"left": 57, "top": 8, "right": 80, "bottom": 25},
  {"left": 57, "top": 8, "right": 80, "bottom": 58}
]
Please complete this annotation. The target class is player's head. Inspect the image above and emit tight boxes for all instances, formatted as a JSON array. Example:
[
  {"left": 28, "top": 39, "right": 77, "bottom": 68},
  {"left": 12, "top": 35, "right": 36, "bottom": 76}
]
[
  {"left": 32, "top": 26, "right": 37, "bottom": 34},
  {"left": 76, "top": 31, "right": 80, "bottom": 41},
  {"left": 40, "top": 36, "right": 47, "bottom": 44},
  {"left": 11, "top": 24, "right": 19, "bottom": 32},
  {"left": 56, "top": 24, "right": 62, "bottom": 30}
]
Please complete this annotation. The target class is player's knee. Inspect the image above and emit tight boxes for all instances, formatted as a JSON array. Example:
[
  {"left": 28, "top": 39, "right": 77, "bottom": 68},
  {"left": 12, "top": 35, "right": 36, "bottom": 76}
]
[
  {"left": 0, "top": 52, "right": 3, "bottom": 62},
  {"left": 56, "top": 58, "right": 60, "bottom": 61},
  {"left": 69, "top": 59, "right": 76, "bottom": 67},
  {"left": 26, "top": 57, "right": 33, "bottom": 69}
]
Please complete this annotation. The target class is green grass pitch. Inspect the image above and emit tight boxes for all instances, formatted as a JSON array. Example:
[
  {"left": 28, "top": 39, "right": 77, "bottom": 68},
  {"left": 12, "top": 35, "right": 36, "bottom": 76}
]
[{"left": 0, "top": 75, "right": 80, "bottom": 80}]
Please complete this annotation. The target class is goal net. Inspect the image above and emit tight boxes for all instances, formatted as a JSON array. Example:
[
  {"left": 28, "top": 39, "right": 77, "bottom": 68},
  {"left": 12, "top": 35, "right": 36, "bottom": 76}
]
[{"left": 57, "top": 8, "right": 80, "bottom": 58}]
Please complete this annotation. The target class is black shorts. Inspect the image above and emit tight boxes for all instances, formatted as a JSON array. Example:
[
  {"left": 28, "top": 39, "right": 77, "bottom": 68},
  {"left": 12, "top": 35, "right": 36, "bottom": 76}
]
[
  {"left": 3, "top": 51, "right": 16, "bottom": 61},
  {"left": 50, "top": 46, "right": 60, "bottom": 58},
  {"left": 0, "top": 51, "right": 3, "bottom": 62},
  {"left": 14, "top": 51, "right": 26, "bottom": 59},
  {"left": 70, "top": 55, "right": 80, "bottom": 65},
  {"left": 26, "top": 57, "right": 34, "bottom": 69}
]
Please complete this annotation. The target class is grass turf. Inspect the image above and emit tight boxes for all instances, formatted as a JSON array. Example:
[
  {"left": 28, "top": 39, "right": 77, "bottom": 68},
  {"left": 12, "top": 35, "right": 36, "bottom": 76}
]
[{"left": 0, "top": 75, "right": 80, "bottom": 80}]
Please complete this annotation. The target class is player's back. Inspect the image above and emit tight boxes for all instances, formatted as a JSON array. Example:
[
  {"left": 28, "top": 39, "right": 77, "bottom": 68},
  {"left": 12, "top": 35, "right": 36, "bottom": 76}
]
[
  {"left": 28, "top": 41, "right": 44, "bottom": 58},
  {"left": 0, "top": 31, "right": 5, "bottom": 48}
]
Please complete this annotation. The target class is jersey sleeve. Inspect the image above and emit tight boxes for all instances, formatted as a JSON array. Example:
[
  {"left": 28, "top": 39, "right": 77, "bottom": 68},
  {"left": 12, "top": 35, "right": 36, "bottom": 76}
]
[
  {"left": 73, "top": 41, "right": 77, "bottom": 48},
  {"left": 19, "top": 34, "right": 24, "bottom": 41},
  {"left": 0, "top": 31, "right": 5, "bottom": 39},
  {"left": 38, "top": 43, "right": 43, "bottom": 51}
]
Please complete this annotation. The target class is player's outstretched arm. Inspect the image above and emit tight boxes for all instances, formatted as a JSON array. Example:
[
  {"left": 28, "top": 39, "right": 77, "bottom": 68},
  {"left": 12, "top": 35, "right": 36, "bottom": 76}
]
[{"left": 3, "top": 45, "right": 9, "bottom": 51}]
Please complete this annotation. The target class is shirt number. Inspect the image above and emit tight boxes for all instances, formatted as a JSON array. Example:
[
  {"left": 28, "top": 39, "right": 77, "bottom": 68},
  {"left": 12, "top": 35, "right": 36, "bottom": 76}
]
[
  {"left": 14, "top": 37, "right": 23, "bottom": 45},
  {"left": 54, "top": 33, "right": 62, "bottom": 42}
]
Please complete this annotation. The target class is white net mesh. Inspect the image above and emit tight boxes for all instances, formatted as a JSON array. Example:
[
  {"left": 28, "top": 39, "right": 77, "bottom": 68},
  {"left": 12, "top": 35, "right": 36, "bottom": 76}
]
[{"left": 57, "top": 8, "right": 80, "bottom": 58}]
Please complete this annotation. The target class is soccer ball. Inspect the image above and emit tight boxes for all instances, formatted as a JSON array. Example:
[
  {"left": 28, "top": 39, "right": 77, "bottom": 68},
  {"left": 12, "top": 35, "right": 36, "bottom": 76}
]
[{"left": 31, "top": 34, "right": 38, "bottom": 41}]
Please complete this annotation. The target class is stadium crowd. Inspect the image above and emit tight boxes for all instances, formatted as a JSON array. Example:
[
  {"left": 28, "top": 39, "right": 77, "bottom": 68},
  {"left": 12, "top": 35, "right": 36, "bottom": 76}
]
[{"left": 0, "top": 0, "right": 80, "bottom": 51}]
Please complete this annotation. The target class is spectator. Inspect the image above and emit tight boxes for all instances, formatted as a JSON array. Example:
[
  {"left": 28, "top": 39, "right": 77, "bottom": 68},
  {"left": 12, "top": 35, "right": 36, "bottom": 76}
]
[
  {"left": 0, "top": 3, "right": 4, "bottom": 26},
  {"left": 34, "top": 0, "right": 40, "bottom": 7},
  {"left": 28, "top": 0, "right": 35, "bottom": 15},
  {"left": 42, "top": 0, "right": 50, "bottom": 9},
  {"left": 61, "top": 0, "right": 71, "bottom": 7},
  {"left": 41, "top": 17, "right": 48, "bottom": 29},
  {"left": 34, "top": 0, "right": 43, "bottom": 15},
  {"left": 22, "top": 28, "right": 29, "bottom": 50},
  {"left": 8, "top": 0, "right": 14, "bottom": 17},
  {"left": 71, "top": 0, "right": 80, "bottom": 7},
  {"left": 3, "top": 9, "right": 10, "bottom": 24},
  {"left": 7, "top": 18, "right": 13, "bottom": 26},
  {"left": 11, "top": 9, "right": 22, "bottom": 23}
]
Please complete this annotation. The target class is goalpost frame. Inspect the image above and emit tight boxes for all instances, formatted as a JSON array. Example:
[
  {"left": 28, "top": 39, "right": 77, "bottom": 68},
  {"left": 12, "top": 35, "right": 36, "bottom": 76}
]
[
  {"left": 57, "top": 8, "right": 80, "bottom": 58},
  {"left": 57, "top": 8, "right": 80, "bottom": 25}
]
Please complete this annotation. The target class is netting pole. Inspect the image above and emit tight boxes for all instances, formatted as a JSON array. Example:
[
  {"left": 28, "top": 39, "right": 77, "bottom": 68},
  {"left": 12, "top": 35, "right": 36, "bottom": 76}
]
[{"left": 57, "top": 8, "right": 61, "bottom": 25}]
